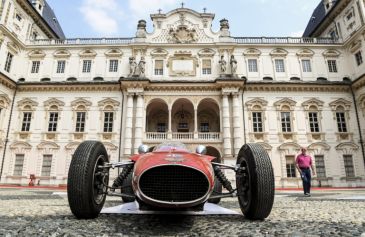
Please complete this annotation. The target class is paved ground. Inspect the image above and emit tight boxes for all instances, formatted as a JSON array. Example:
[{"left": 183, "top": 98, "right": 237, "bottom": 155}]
[{"left": 0, "top": 188, "right": 364, "bottom": 236}]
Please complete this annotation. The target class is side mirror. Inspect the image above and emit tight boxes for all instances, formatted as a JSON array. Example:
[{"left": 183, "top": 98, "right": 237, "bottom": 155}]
[
  {"left": 196, "top": 145, "right": 207, "bottom": 155},
  {"left": 138, "top": 144, "right": 149, "bottom": 154}
]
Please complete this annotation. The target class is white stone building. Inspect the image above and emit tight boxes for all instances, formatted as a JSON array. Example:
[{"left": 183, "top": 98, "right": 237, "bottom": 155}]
[{"left": 0, "top": 0, "right": 364, "bottom": 187}]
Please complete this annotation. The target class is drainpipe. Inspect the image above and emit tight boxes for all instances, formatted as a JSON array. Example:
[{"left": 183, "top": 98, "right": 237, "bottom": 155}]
[
  {"left": 241, "top": 77, "right": 247, "bottom": 144},
  {"left": 350, "top": 84, "right": 365, "bottom": 168},
  {"left": 0, "top": 84, "right": 17, "bottom": 182}
]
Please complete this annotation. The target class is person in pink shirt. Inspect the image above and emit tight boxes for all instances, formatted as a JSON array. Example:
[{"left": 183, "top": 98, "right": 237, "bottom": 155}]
[{"left": 295, "top": 147, "right": 316, "bottom": 197}]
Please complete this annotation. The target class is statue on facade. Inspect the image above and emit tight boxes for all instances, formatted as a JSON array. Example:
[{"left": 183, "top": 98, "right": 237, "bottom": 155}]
[
  {"left": 230, "top": 55, "right": 237, "bottom": 74},
  {"left": 219, "top": 55, "right": 227, "bottom": 73},
  {"left": 138, "top": 57, "right": 146, "bottom": 77},
  {"left": 129, "top": 57, "right": 137, "bottom": 76}
]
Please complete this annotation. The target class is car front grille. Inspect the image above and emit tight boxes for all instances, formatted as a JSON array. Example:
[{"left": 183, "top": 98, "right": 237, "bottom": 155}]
[{"left": 139, "top": 165, "right": 210, "bottom": 203}]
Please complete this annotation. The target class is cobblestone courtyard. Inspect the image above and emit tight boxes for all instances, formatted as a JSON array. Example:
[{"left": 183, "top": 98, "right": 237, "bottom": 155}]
[{"left": 0, "top": 188, "right": 364, "bottom": 236}]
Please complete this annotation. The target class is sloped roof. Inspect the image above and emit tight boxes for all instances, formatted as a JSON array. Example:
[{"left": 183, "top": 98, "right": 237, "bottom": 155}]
[
  {"left": 302, "top": 0, "right": 338, "bottom": 37},
  {"left": 28, "top": 0, "right": 65, "bottom": 39}
]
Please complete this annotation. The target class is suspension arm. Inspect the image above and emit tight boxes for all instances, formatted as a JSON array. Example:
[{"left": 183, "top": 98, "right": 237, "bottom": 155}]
[
  {"left": 211, "top": 162, "right": 246, "bottom": 172},
  {"left": 98, "top": 161, "right": 135, "bottom": 169}
]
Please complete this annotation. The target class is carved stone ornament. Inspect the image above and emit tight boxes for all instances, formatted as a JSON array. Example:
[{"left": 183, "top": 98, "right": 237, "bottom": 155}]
[
  {"left": 323, "top": 49, "right": 340, "bottom": 58},
  {"left": 168, "top": 25, "right": 197, "bottom": 43}
]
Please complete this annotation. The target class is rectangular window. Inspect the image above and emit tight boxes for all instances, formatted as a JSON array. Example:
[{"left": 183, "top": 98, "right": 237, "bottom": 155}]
[
  {"left": 109, "top": 60, "right": 118, "bottom": 72},
  {"left": 343, "top": 155, "right": 355, "bottom": 177},
  {"left": 252, "top": 112, "right": 263, "bottom": 132},
  {"left": 48, "top": 112, "right": 59, "bottom": 132},
  {"left": 31, "top": 61, "right": 40, "bottom": 74},
  {"left": 16, "top": 14, "right": 22, "bottom": 21},
  {"left": 21, "top": 112, "right": 32, "bottom": 132},
  {"left": 200, "top": 123, "right": 209, "bottom": 132},
  {"left": 103, "top": 112, "right": 113, "bottom": 132},
  {"left": 248, "top": 59, "right": 258, "bottom": 72},
  {"left": 157, "top": 123, "right": 166, "bottom": 133},
  {"left": 327, "top": 60, "right": 338, "bottom": 73},
  {"left": 41, "top": 154, "right": 52, "bottom": 176},
  {"left": 82, "top": 60, "right": 92, "bottom": 73},
  {"left": 355, "top": 51, "right": 363, "bottom": 66},
  {"left": 75, "top": 112, "right": 86, "bottom": 132},
  {"left": 315, "top": 155, "right": 326, "bottom": 178},
  {"left": 13, "top": 154, "right": 24, "bottom": 176},
  {"left": 281, "top": 112, "right": 291, "bottom": 132},
  {"left": 309, "top": 112, "right": 320, "bottom": 133},
  {"left": 336, "top": 112, "right": 347, "bottom": 132},
  {"left": 286, "top": 156, "right": 296, "bottom": 178},
  {"left": 154, "top": 60, "right": 163, "bottom": 75},
  {"left": 302, "top": 59, "right": 312, "bottom": 72},
  {"left": 202, "top": 59, "right": 211, "bottom": 75},
  {"left": 56, "top": 60, "right": 65, "bottom": 73},
  {"left": 4, "top": 52, "right": 13, "bottom": 73},
  {"left": 275, "top": 59, "right": 285, "bottom": 73}
]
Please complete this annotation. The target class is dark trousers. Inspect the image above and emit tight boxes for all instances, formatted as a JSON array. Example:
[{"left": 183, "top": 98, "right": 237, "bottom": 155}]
[{"left": 300, "top": 168, "right": 311, "bottom": 194}]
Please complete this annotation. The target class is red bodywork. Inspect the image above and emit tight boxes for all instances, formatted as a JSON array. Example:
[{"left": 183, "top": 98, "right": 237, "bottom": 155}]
[{"left": 129, "top": 145, "right": 216, "bottom": 208}]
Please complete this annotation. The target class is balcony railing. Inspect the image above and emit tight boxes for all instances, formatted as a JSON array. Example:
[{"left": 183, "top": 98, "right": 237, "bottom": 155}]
[
  {"left": 28, "top": 38, "right": 134, "bottom": 46},
  {"left": 233, "top": 37, "right": 341, "bottom": 45},
  {"left": 145, "top": 132, "right": 221, "bottom": 141}
]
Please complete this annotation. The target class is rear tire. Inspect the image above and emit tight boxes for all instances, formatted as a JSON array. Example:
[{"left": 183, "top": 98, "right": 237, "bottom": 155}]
[
  {"left": 121, "top": 170, "right": 135, "bottom": 203},
  {"left": 67, "top": 141, "right": 109, "bottom": 219},
  {"left": 236, "top": 143, "right": 275, "bottom": 220}
]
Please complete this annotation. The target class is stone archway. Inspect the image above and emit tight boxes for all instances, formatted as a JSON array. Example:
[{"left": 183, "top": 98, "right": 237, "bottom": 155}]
[
  {"left": 146, "top": 99, "right": 169, "bottom": 138},
  {"left": 197, "top": 98, "right": 220, "bottom": 135},
  {"left": 171, "top": 98, "right": 195, "bottom": 133}
]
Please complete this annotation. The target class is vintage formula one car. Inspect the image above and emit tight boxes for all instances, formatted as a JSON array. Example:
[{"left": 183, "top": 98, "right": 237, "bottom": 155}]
[{"left": 67, "top": 141, "right": 275, "bottom": 220}]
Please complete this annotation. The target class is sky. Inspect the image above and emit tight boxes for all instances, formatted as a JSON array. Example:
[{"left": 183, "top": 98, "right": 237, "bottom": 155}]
[{"left": 46, "top": 0, "right": 320, "bottom": 38}]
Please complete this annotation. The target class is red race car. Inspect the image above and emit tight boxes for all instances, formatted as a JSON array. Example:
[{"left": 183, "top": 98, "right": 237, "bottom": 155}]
[{"left": 67, "top": 141, "right": 275, "bottom": 220}]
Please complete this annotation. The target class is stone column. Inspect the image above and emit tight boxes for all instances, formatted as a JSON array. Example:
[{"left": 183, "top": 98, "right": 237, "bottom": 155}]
[
  {"left": 222, "top": 93, "right": 232, "bottom": 158},
  {"left": 232, "top": 92, "right": 243, "bottom": 156},
  {"left": 194, "top": 108, "right": 198, "bottom": 139},
  {"left": 168, "top": 107, "right": 172, "bottom": 139},
  {"left": 133, "top": 93, "right": 144, "bottom": 154},
  {"left": 124, "top": 94, "right": 134, "bottom": 156}
]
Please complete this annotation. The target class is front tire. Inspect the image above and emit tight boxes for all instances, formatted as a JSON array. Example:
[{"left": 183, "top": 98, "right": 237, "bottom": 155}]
[
  {"left": 236, "top": 143, "right": 275, "bottom": 220},
  {"left": 121, "top": 170, "right": 135, "bottom": 203},
  {"left": 67, "top": 141, "right": 109, "bottom": 219}
]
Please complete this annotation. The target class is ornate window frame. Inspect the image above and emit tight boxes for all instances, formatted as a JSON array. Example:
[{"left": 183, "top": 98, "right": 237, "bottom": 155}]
[
  {"left": 244, "top": 48, "right": 261, "bottom": 74},
  {"left": 278, "top": 142, "right": 301, "bottom": 181},
  {"left": 8, "top": 141, "right": 32, "bottom": 178},
  {"left": 36, "top": 141, "right": 60, "bottom": 179},
  {"left": 98, "top": 98, "right": 120, "bottom": 141},
  {"left": 274, "top": 98, "right": 297, "bottom": 142},
  {"left": 335, "top": 142, "right": 361, "bottom": 181},
  {"left": 323, "top": 49, "right": 340, "bottom": 74},
  {"left": 297, "top": 49, "right": 314, "bottom": 75},
  {"left": 17, "top": 98, "right": 38, "bottom": 140},
  {"left": 43, "top": 98, "right": 65, "bottom": 140},
  {"left": 329, "top": 98, "right": 353, "bottom": 141},
  {"left": 71, "top": 98, "right": 92, "bottom": 140},
  {"left": 246, "top": 98, "right": 268, "bottom": 142},
  {"left": 270, "top": 48, "right": 288, "bottom": 75},
  {"left": 302, "top": 98, "right": 325, "bottom": 142}
]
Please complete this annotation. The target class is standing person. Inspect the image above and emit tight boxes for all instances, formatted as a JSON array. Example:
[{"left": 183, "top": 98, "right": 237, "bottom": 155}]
[{"left": 295, "top": 147, "right": 316, "bottom": 196}]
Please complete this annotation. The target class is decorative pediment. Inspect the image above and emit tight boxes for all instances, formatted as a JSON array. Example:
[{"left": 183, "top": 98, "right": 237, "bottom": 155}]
[
  {"left": 37, "top": 141, "right": 60, "bottom": 150},
  {"left": 329, "top": 98, "right": 351, "bottom": 111},
  {"left": 104, "top": 142, "right": 118, "bottom": 151},
  {"left": 79, "top": 49, "right": 97, "bottom": 58},
  {"left": 71, "top": 98, "right": 92, "bottom": 110},
  {"left": 28, "top": 50, "right": 46, "bottom": 59},
  {"left": 323, "top": 49, "right": 341, "bottom": 58},
  {"left": 150, "top": 48, "right": 168, "bottom": 58},
  {"left": 54, "top": 49, "right": 71, "bottom": 58},
  {"left": 349, "top": 40, "right": 362, "bottom": 53},
  {"left": 44, "top": 98, "right": 65, "bottom": 110},
  {"left": 302, "top": 98, "right": 324, "bottom": 111},
  {"left": 246, "top": 98, "right": 268, "bottom": 111},
  {"left": 198, "top": 48, "right": 215, "bottom": 57},
  {"left": 7, "top": 42, "right": 20, "bottom": 54},
  {"left": 168, "top": 25, "right": 197, "bottom": 43},
  {"left": 65, "top": 142, "right": 81, "bottom": 150},
  {"left": 243, "top": 48, "right": 261, "bottom": 57},
  {"left": 296, "top": 49, "right": 314, "bottom": 57},
  {"left": 270, "top": 48, "right": 288, "bottom": 57},
  {"left": 257, "top": 142, "right": 272, "bottom": 151},
  {"left": 17, "top": 98, "right": 38, "bottom": 110},
  {"left": 358, "top": 94, "right": 365, "bottom": 109},
  {"left": 278, "top": 142, "right": 301, "bottom": 155},
  {"left": 0, "top": 94, "right": 11, "bottom": 108},
  {"left": 273, "top": 98, "right": 297, "bottom": 110},
  {"left": 10, "top": 141, "right": 32, "bottom": 150},
  {"left": 98, "top": 98, "right": 120, "bottom": 110},
  {"left": 105, "top": 49, "right": 123, "bottom": 57},
  {"left": 335, "top": 142, "right": 359, "bottom": 154},
  {"left": 308, "top": 142, "right": 330, "bottom": 155}
]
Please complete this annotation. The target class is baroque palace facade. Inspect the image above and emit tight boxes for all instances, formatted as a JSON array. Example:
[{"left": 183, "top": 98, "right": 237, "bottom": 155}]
[{"left": 0, "top": 0, "right": 364, "bottom": 187}]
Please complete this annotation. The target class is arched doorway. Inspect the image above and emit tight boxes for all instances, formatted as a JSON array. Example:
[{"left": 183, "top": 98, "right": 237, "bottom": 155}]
[
  {"left": 197, "top": 99, "right": 220, "bottom": 140},
  {"left": 171, "top": 99, "right": 194, "bottom": 139},
  {"left": 146, "top": 99, "right": 168, "bottom": 140}
]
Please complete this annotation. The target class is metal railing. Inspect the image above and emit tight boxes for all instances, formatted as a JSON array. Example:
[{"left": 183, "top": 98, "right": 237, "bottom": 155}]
[{"left": 233, "top": 37, "right": 341, "bottom": 45}]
